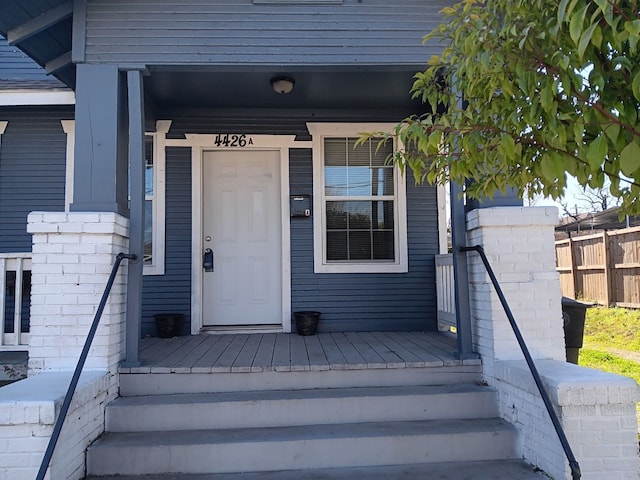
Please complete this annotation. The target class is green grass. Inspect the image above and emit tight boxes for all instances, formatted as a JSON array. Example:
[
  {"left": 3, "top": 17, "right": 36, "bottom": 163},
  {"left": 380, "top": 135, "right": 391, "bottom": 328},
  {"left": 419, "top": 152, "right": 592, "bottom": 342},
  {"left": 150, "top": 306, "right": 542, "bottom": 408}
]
[
  {"left": 581, "top": 307, "right": 640, "bottom": 352},
  {"left": 579, "top": 349, "right": 640, "bottom": 385},
  {"left": 579, "top": 307, "right": 640, "bottom": 374}
]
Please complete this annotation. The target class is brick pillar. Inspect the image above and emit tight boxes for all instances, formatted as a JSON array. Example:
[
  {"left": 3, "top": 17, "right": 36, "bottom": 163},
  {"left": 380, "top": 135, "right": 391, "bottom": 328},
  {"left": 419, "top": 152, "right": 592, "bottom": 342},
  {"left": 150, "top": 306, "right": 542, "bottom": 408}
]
[
  {"left": 466, "top": 206, "right": 565, "bottom": 369},
  {"left": 27, "top": 212, "right": 130, "bottom": 374}
]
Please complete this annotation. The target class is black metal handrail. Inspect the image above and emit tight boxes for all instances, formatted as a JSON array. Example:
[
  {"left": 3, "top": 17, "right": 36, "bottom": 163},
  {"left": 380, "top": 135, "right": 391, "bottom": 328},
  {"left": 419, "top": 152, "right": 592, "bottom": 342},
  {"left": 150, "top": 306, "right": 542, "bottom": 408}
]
[
  {"left": 35, "top": 252, "right": 136, "bottom": 480},
  {"left": 460, "top": 245, "right": 581, "bottom": 480}
]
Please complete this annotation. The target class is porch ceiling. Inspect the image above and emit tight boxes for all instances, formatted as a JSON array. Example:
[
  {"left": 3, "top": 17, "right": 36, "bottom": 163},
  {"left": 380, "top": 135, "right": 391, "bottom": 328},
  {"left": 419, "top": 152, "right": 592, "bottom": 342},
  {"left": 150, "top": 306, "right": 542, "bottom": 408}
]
[{"left": 145, "top": 66, "right": 426, "bottom": 111}]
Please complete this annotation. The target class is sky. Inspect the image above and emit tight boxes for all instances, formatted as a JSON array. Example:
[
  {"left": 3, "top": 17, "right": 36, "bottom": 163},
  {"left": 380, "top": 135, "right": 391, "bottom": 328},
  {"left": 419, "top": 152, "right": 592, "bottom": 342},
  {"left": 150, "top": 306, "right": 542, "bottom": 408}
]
[
  {"left": 535, "top": 175, "right": 620, "bottom": 217},
  {"left": 535, "top": 176, "right": 585, "bottom": 215}
]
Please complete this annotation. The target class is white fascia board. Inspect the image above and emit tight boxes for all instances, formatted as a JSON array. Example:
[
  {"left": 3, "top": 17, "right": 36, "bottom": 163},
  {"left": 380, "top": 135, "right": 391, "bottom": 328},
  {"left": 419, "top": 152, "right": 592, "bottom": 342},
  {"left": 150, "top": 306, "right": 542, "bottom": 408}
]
[{"left": 0, "top": 89, "right": 75, "bottom": 106}]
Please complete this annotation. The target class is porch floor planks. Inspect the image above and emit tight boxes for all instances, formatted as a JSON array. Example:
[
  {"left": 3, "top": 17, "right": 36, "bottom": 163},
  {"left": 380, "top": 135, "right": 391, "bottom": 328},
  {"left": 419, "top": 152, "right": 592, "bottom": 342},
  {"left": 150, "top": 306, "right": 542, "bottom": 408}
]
[
  {"left": 355, "top": 331, "right": 405, "bottom": 368},
  {"left": 330, "top": 332, "right": 367, "bottom": 369},
  {"left": 126, "top": 336, "right": 189, "bottom": 373},
  {"left": 290, "top": 334, "right": 310, "bottom": 372},
  {"left": 191, "top": 334, "right": 235, "bottom": 373},
  {"left": 251, "top": 333, "right": 277, "bottom": 372},
  {"left": 231, "top": 334, "right": 263, "bottom": 373},
  {"left": 316, "top": 333, "right": 349, "bottom": 370},
  {"left": 343, "top": 332, "right": 387, "bottom": 369},
  {"left": 394, "top": 331, "right": 457, "bottom": 367},
  {"left": 139, "top": 336, "right": 162, "bottom": 352},
  {"left": 304, "top": 335, "right": 330, "bottom": 371},
  {"left": 212, "top": 334, "right": 249, "bottom": 372},
  {"left": 376, "top": 331, "right": 444, "bottom": 367},
  {"left": 149, "top": 335, "right": 210, "bottom": 373},
  {"left": 272, "top": 333, "right": 291, "bottom": 372},
  {"left": 398, "top": 331, "right": 480, "bottom": 366},
  {"left": 128, "top": 332, "right": 475, "bottom": 374},
  {"left": 170, "top": 335, "right": 224, "bottom": 373}
]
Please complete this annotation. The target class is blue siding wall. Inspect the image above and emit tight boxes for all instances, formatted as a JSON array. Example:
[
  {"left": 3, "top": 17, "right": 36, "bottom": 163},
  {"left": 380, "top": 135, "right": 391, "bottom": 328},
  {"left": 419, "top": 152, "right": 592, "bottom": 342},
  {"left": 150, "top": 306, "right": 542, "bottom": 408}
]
[
  {"left": 141, "top": 147, "right": 192, "bottom": 336},
  {"left": 140, "top": 109, "right": 439, "bottom": 335},
  {"left": 0, "top": 35, "right": 67, "bottom": 86},
  {"left": 84, "top": 0, "right": 453, "bottom": 66},
  {"left": 0, "top": 107, "right": 72, "bottom": 253},
  {"left": 289, "top": 150, "right": 438, "bottom": 332}
]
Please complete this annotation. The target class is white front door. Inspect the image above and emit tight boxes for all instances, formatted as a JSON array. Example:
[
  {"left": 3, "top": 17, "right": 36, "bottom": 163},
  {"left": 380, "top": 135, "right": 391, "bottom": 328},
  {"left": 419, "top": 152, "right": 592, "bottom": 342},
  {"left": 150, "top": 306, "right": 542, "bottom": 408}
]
[{"left": 202, "top": 150, "right": 282, "bottom": 326}]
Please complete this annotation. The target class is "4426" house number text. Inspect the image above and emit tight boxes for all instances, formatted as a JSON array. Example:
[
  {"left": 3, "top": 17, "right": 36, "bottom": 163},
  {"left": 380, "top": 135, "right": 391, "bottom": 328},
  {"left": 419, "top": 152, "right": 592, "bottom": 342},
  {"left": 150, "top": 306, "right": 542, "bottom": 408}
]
[{"left": 214, "top": 134, "right": 253, "bottom": 147}]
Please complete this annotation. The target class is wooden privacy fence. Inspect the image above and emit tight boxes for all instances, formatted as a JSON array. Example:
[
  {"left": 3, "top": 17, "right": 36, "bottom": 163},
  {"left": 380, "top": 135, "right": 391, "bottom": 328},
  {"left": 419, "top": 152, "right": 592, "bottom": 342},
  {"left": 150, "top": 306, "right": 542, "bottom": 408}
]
[{"left": 555, "top": 226, "right": 640, "bottom": 308}]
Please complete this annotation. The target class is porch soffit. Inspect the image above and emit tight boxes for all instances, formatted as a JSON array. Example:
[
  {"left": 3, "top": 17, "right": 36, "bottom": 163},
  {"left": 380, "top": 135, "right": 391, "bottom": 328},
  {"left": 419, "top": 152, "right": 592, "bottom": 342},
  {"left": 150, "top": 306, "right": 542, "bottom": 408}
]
[
  {"left": 145, "top": 67, "right": 426, "bottom": 111},
  {"left": 0, "top": 2, "right": 427, "bottom": 110},
  {"left": 0, "top": 4, "right": 428, "bottom": 114}
]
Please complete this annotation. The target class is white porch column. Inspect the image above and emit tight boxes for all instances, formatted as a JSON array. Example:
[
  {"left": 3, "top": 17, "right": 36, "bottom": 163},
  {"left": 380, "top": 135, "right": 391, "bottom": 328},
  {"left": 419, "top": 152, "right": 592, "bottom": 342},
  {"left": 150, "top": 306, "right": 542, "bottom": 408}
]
[
  {"left": 466, "top": 206, "right": 639, "bottom": 480},
  {"left": 27, "top": 212, "right": 129, "bottom": 374},
  {"left": 466, "top": 206, "right": 565, "bottom": 368}
]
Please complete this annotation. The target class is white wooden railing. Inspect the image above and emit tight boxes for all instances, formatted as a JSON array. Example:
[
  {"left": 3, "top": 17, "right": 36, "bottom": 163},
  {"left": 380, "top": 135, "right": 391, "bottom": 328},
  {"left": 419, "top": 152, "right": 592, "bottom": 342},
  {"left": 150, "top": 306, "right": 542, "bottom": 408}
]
[
  {"left": 0, "top": 253, "right": 31, "bottom": 349},
  {"left": 435, "top": 254, "right": 456, "bottom": 332}
]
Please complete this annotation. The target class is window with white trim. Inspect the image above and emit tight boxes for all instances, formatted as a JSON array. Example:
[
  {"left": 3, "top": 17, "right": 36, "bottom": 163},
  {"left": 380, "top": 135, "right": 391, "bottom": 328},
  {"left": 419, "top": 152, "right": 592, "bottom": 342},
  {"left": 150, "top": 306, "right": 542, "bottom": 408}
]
[
  {"left": 143, "top": 136, "right": 155, "bottom": 266},
  {"left": 308, "top": 123, "right": 408, "bottom": 274},
  {"left": 139, "top": 129, "right": 166, "bottom": 276},
  {"left": 63, "top": 120, "right": 167, "bottom": 275}
]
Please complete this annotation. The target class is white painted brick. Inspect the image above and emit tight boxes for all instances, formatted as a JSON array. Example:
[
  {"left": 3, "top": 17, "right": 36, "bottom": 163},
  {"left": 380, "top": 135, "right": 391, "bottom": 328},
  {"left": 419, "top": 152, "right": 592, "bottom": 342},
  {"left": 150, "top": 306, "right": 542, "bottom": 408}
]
[
  {"left": 68, "top": 213, "right": 106, "bottom": 224},
  {"left": 60, "top": 304, "right": 96, "bottom": 316},
  {"left": 75, "top": 293, "right": 104, "bottom": 305},
  {"left": 5, "top": 436, "right": 49, "bottom": 453},
  {"left": 39, "top": 212, "right": 70, "bottom": 224},
  {"left": 80, "top": 234, "right": 121, "bottom": 245},
  {"left": 26, "top": 223, "right": 59, "bottom": 234},
  {"left": 32, "top": 244, "right": 64, "bottom": 254},
  {"left": 57, "top": 222, "right": 90, "bottom": 233},
  {"left": 45, "top": 274, "right": 80, "bottom": 285},
  {"left": 61, "top": 264, "right": 97, "bottom": 274},
  {"left": 82, "top": 222, "right": 119, "bottom": 234},
  {"left": 48, "top": 234, "right": 82, "bottom": 244},
  {"left": 30, "top": 264, "right": 63, "bottom": 275},
  {"left": 27, "top": 212, "right": 128, "bottom": 374},
  {"left": 491, "top": 360, "right": 639, "bottom": 479},
  {"left": 61, "top": 243, "right": 98, "bottom": 255}
]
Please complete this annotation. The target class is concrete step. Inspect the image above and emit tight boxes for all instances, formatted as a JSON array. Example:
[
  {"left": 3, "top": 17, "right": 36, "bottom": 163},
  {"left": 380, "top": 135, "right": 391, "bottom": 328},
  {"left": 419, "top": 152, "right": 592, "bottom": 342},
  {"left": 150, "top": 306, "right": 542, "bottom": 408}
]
[
  {"left": 86, "top": 418, "right": 518, "bottom": 476},
  {"left": 118, "top": 365, "right": 483, "bottom": 396},
  {"left": 106, "top": 384, "right": 499, "bottom": 432},
  {"left": 84, "top": 460, "right": 548, "bottom": 480}
]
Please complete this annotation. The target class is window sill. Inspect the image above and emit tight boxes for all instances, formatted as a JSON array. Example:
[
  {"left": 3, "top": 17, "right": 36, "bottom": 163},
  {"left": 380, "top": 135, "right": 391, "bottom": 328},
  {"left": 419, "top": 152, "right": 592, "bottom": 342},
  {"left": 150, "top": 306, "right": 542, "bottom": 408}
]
[{"left": 314, "top": 262, "right": 408, "bottom": 274}]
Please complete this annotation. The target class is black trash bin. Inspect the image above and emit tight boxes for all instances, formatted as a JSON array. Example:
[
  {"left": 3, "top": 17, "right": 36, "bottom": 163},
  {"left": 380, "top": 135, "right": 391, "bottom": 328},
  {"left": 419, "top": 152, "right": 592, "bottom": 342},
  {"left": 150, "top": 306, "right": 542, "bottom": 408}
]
[
  {"left": 561, "top": 297, "right": 593, "bottom": 364},
  {"left": 154, "top": 313, "right": 184, "bottom": 338},
  {"left": 294, "top": 311, "right": 321, "bottom": 336}
]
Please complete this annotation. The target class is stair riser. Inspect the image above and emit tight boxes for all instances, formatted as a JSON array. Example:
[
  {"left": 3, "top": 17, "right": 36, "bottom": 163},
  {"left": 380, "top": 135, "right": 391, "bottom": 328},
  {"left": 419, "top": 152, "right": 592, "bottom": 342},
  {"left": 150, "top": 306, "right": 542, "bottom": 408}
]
[
  {"left": 119, "top": 367, "right": 482, "bottom": 396},
  {"left": 106, "top": 391, "right": 498, "bottom": 432},
  {"left": 87, "top": 429, "right": 518, "bottom": 476}
]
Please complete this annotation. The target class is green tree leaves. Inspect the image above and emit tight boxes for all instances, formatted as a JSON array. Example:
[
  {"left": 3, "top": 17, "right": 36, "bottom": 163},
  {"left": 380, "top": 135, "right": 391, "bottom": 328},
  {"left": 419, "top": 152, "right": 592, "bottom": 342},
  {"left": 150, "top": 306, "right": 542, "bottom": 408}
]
[
  {"left": 620, "top": 141, "right": 640, "bottom": 176},
  {"left": 366, "top": 0, "right": 640, "bottom": 214}
]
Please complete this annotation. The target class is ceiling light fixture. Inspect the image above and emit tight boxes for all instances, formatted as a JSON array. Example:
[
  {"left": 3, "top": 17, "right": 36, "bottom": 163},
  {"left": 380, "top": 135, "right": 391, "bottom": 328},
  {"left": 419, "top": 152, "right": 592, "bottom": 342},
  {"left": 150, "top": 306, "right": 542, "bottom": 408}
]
[{"left": 270, "top": 76, "right": 295, "bottom": 94}]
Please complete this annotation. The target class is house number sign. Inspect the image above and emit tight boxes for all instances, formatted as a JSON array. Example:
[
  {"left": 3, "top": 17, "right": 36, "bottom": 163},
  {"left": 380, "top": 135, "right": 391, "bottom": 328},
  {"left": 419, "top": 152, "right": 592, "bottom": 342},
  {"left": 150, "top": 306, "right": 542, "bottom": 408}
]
[{"left": 213, "top": 133, "right": 253, "bottom": 147}]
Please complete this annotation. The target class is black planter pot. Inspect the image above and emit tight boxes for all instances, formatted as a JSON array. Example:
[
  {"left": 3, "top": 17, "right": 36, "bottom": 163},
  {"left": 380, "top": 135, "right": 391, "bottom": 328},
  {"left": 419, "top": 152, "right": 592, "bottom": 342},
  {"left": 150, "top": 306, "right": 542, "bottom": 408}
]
[
  {"left": 294, "top": 311, "right": 321, "bottom": 336},
  {"left": 154, "top": 313, "right": 184, "bottom": 338}
]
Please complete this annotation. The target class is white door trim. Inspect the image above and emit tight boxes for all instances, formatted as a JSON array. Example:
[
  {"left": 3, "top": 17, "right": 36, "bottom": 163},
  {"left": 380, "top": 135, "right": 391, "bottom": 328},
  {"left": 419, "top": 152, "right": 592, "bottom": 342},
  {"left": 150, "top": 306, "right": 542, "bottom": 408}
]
[{"left": 189, "top": 134, "right": 295, "bottom": 334}]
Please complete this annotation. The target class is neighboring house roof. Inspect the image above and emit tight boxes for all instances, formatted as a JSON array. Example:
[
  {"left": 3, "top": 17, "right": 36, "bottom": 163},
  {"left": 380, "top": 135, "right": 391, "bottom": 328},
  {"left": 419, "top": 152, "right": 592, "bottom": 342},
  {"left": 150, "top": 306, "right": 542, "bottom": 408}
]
[{"left": 555, "top": 206, "right": 640, "bottom": 238}]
